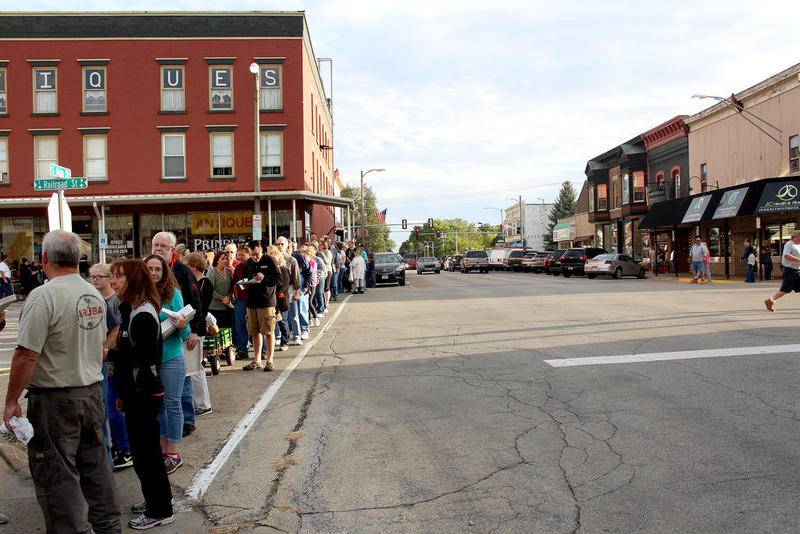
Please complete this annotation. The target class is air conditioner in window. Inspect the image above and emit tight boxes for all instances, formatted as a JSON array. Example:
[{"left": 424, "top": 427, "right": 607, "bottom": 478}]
[{"left": 0, "top": 172, "right": 7, "bottom": 184}]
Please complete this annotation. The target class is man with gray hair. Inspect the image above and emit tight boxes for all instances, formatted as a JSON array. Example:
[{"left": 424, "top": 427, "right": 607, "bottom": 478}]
[
  {"left": 4, "top": 230, "right": 121, "bottom": 533},
  {"left": 765, "top": 230, "right": 800, "bottom": 311}
]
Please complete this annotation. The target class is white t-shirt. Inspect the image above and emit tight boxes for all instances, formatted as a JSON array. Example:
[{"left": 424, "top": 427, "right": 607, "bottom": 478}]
[
  {"left": 781, "top": 240, "right": 800, "bottom": 269},
  {"left": 18, "top": 273, "right": 107, "bottom": 388},
  {"left": 0, "top": 261, "right": 10, "bottom": 280}
]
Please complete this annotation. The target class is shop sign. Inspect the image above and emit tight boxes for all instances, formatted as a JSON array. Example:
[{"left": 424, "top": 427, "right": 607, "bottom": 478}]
[
  {"left": 190, "top": 212, "right": 253, "bottom": 235},
  {"left": 755, "top": 181, "right": 800, "bottom": 214},
  {"left": 681, "top": 194, "right": 712, "bottom": 223},
  {"left": 552, "top": 222, "right": 575, "bottom": 242},
  {"left": 712, "top": 186, "right": 748, "bottom": 219}
]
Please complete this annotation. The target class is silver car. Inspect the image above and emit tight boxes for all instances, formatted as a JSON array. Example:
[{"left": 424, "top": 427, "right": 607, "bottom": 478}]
[
  {"left": 585, "top": 253, "right": 646, "bottom": 279},
  {"left": 416, "top": 256, "right": 441, "bottom": 274}
]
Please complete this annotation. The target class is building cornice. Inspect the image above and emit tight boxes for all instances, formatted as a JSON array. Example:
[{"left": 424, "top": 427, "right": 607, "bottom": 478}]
[{"left": 641, "top": 115, "right": 688, "bottom": 150}]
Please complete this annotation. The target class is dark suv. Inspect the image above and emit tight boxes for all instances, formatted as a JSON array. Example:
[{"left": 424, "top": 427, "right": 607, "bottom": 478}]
[
  {"left": 505, "top": 249, "right": 526, "bottom": 271},
  {"left": 560, "top": 247, "right": 607, "bottom": 277},
  {"left": 545, "top": 250, "right": 566, "bottom": 275}
]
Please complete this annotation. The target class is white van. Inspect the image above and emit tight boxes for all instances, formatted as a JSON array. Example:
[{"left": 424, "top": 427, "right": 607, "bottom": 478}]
[{"left": 487, "top": 248, "right": 511, "bottom": 271}]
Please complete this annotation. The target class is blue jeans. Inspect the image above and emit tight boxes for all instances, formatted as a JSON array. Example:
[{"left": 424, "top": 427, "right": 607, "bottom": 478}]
[
  {"left": 315, "top": 278, "right": 326, "bottom": 314},
  {"left": 275, "top": 311, "right": 290, "bottom": 345},
  {"left": 233, "top": 300, "right": 249, "bottom": 354},
  {"left": 692, "top": 261, "right": 705, "bottom": 278},
  {"left": 746, "top": 264, "right": 756, "bottom": 282},
  {"left": 299, "top": 292, "right": 310, "bottom": 332},
  {"left": 287, "top": 298, "right": 301, "bottom": 340},
  {"left": 105, "top": 364, "right": 129, "bottom": 454},
  {"left": 158, "top": 356, "right": 186, "bottom": 443},
  {"left": 181, "top": 374, "right": 195, "bottom": 427},
  {"left": 331, "top": 269, "right": 339, "bottom": 298}
]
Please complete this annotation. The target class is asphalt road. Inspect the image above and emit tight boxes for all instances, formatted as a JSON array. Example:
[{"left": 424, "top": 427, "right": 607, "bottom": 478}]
[
  {"left": 196, "top": 269, "right": 800, "bottom": 533},
  {"left": 4, "top": 270, "right": 800, "bottom": 533}
]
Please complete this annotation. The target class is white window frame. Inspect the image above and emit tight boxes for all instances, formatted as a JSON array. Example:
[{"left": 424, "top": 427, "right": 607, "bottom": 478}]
[
  {"left": 161, "top": 66, "right": 185, "bottom": 112},
  {"left": 210, "top": 132, "right": 234, "bottom": 178},
  {"left": 633, "top": 172, "right": 646, "bottom": 203},
  {"left": 622, "top": 173, "right": 630, "bottom": 205},
  {"left": 209, "top": 66, "right": 233, "bottom": 111},
  {"left": 82, "top": 66, "right": 107, "bottom": 113},
  {"left": 673, "top": 170, "right": 681, "bottom": 198},
  {"left": 0, "top": 137, "right": 9, "bottom": 185},
  {"left": 83, "top": 134, "right": 108, "bottom": 182},
  {"left": 259, "top": 65, "right": 283, "bottom": 111},
  {"left": 790, "top": 134, "right": 799, "bottom": 173},
  {"left": 259, "top": 130, "right": 283, "bottom": 177},
  {"left": 33, "top": 67, "right": 58, "bottom": 114},
  {"left": 0, "top": 68, "right": 7, "bottom": 115},
  {"left": 34, "top": 136, "right": 58, "bottom": 180},
  {"left": 161, "top": 133, "right": 186, "bottom": 179}
]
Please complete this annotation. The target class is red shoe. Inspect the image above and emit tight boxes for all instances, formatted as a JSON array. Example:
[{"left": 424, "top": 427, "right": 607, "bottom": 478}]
[{"left": 764, "top": 299, "right": 774, "bottom": 312}]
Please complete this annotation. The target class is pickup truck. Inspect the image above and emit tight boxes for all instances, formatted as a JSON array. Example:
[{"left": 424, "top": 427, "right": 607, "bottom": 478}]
[{"left": 461, "top": 250, "right": 490, "bottom": 273}]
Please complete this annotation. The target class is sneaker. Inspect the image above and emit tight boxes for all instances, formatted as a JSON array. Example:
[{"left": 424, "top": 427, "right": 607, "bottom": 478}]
[
  {"left": 279, "top": 344, "right": 289, "bottom": 352},
  {"left": 112, "top": 451, "right": 133, "bottom": 471},
  {"left": 313, "top": 318, "right": 321, "bottom": 327},
  {"left": 235, "top": 351, "right": 250, "bottom": 361},
  {"left": 163, "top": 454, "right": 183, "bottom": 475},
  {"left": 765, "top": 298, "right": 774, "bottom": 312},
  {"left": 182, "top": 423, "right": 195, "bottom": 438},
  {"left": 131, "top": 499, "right": 174, "bottom": 515},
  {"left": 242, "top": 361, "right": 263, "bottom": 371},
  {"left": 274, "top": 338, "right": 281, "bottom": 347},
  {"left": 195, "top": 407, "right": 213, "bottom": 417},
  {"left": 300, "top": 332, "right": 310, "bottom": 340},
  {"left": 129, "top": 514, "right": 175, "bottom": 530},
  {"left": 263, "top": 361, "right": 274, "bottom": 372},
  {"left": 289, "top": 338, "right": 303, "bottom": 346}
]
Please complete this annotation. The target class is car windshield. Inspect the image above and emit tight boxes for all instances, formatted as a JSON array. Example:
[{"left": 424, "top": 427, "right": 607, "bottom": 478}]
[
  {"left": 419, "top": 257, "right": 436, "bottom": 262},
  {"left": 509, "top": 250, "right": 525, "bottom": 258},
  {"left": 593, "top": 254, "right": 614, "bottom": 260},
  {"left": 376, "top": 253, "right": 402, "bottom": 264},
  {"left": 563, "top": 249, "right": 584, "bottom": 257},
  {"left": 466, "top": 251, "right": 487, "bottom": 258}
]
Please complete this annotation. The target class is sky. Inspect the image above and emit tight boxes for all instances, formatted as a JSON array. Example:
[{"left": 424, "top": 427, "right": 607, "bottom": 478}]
[{"left": 13, "top": 1, "right": 800, "bottom": 246}]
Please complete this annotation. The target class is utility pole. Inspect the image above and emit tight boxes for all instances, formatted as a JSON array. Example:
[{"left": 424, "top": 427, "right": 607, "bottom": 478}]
[{"left": 519, "top": 195, "right": 525, "bottom": 248}]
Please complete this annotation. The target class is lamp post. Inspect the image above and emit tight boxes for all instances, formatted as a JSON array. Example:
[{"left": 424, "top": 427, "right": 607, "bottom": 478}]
[
  {"left": 250, "top": 62, "right": 262, "bottom": 229},
  {"left": 692, "top": 94, "right": 782, "bottom": 145},
  {"left": 359, "top": 168, "right": 385, "bottom": 238}
]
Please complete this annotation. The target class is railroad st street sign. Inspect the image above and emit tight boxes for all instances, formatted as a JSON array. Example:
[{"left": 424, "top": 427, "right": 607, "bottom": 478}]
[{"left": 34, "top": 178, "right": 89, "bottom": 191}]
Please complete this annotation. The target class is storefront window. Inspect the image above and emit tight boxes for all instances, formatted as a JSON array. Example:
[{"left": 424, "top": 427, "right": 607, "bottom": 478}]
[
  {"left": 708, "top": 228, "right": 721, "bottom": 257},
  {"left": 103, "top": 214, "right": 135, "bottom": 262},
  {"left": 766, "top": 225, "right": 781, "bottom": 256},
  {"left": 624, "top": 221, "right": 633, "bottom": 256},
  {"left": 188, "top": 211, "right": 252, "bottom": 251},
  {"left": 1, "top": 217, "right": 34, "bottom": 262},
  {"left": 139, "top": 214, "right": 163, "bottom": 255},
  {"left": 273, "top": 210, "right": 292, "bottom": 241}
]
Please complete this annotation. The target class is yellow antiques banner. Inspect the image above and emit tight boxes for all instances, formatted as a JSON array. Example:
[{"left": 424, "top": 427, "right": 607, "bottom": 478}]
[{"left": 190, "top": 212, "right": 253, "bottom": 235}]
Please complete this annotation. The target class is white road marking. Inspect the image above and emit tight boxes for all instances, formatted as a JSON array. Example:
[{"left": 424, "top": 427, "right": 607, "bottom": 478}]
[
  {"left": 545, "top": 343, "right": 800, "bottom": 368},
  {"left": 184, "top": 294, "right": 352, "bottom": 502}
]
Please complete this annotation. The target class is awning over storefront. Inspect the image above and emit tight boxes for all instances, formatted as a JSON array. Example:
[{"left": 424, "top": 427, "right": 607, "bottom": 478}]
[
  {"left": 552, "top": 221, "right": 576, "bottom": 242},
  {"left": 638, "top": 197, "right": 691, "bottom": 229},
  {"left": 755, "top": 180, "right": 800, "bottom": 214}
]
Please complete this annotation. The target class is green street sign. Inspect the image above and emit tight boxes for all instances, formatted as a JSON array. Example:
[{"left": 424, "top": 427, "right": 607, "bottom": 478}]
[
  {"left": 34, "top": 178, "right": 88, "bottom": 191},
  {"left": 49, "top": 163, "right": 72, "bottom": 179},
  {"left": 495, "top": 234, "right": 506, "bottom": 243}
]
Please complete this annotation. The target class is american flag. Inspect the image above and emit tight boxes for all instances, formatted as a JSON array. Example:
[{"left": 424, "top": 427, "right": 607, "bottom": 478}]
[{"left": 376, "top": 209, "right": 387, "bottom": 224}]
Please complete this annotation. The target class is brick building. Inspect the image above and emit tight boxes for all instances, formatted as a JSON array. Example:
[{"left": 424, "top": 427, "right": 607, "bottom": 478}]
[{"left": 0, "top": 12, "right": 351, "bottom": 262}]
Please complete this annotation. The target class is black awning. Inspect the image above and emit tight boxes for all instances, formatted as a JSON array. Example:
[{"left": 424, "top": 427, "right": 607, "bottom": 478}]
[
  {"left": 755, "top": 180, "right": 800, "bottom": 214},
  {"left": 639, "top": 197, "right": 691, "bottom": 229}
]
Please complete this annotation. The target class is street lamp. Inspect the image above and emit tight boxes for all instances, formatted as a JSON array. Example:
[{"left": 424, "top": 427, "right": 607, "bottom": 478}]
[
  {"left": 359, "top": 168, "right": 385, "bottom": 237},
  {"left": 692, "top": 94, "right": 782, "bottom": 145},
  {"left": 250, "top": 62, "right": 261, "bottom": 225}
]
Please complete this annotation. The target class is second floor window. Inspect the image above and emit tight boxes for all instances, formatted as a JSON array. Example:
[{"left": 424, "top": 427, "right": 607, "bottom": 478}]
[
  {"left": 34, "top": 68, "right": 57, "bottom": 113},
  {"left": 633, "top": 172, "right": 646, "bottom": 202},
  {"left": 597, "top": 183, "right": 608, "bottom": 211},
  {"left": 260, "top": 66, "right": 282, "bottom": 110},
  {"left": 84, "top": 135, "right": 107, "bottom": 181},
  {"left": 622, "top": 174, "right": 630, "bottom": 204},
  {"left": 673, "top": 170, "right": 681, "bottom": 198},
  {"left": 35, "top": 136, "right": 58, "bottom": 179},
  {"left": 161, "top": 67, "right": 185, "bottom": 112},
  {"left": 211, "top": 132, "right": 233, "bottom": 177},
  {"left": 162, "top": 134, "right": 185, "bottom": 179},
  {"left": 0, "top": 68, "right": 6, "bottom": 114},
  {"left": 0, "top": 138, "right": 8, "bottom": 184},
  {"left": 790, "top": 135, "right": 799, "bottom": 173},
  {"left": 260, "top": 131, "right": 283, "bottom": 176},
  {"left": 83, "top": 67, "right": 107, "bottom": 113},
  {"left": 700, "top": 163, "right": 708, "bottom": 192},
  {"left": 588, "top": 185, "right": 594, "bottom": 212},
  {"left": 209, "top": 67, "right": 233, "bottom": 110}
]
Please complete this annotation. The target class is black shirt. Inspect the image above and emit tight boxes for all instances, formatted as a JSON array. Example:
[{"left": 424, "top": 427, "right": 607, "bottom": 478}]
[{"left": 244, "top": 254, "right": 281, "bottom": 309}]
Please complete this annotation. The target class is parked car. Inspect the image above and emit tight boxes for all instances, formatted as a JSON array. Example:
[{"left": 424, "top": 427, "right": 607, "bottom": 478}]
[
  {"left": 520, "top": 251, "right": 540, "bottom": 272},
  {"left": 401, "top": 254, "right": 417, "bottom": 270},
  {"left": 487, "top": 248, "right": 512, "bottom": 271},
  {"left": 529, "top": 252, "right": 551, "bottom": 274},
  {"left": 546, "top": 250, "right": 566, "bottom": 276},
  {"left": 374, "top": 252, "right": 406, "bottom": 286},
  {"left": 560, "top": 247, "right": 608, "bottom": 277},
  {"left": 416, "top": 256, "right": 441, "bottom": 274},
  {"left": 461, "top": 250, "right": 490, "bottom": 273},
  {"left": 505, "top": 249, "right": 527, "bottom": 271},
  {"left": 585, "top": 253, "right": 646, "bottom": 279},
  {"left": 448, "top": 255, "right": 464, "bottom": 271}
]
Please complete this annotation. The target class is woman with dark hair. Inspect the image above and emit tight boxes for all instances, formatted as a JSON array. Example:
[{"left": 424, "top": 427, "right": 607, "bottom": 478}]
[
  {"left": 144, "top": 254, "right": 190, "bottom": 476},
  {"left": 207, "top": 250, "right": 234, "bottom": 329},
  {"left": 108, "top": 259, "right": 174, "bottom": 530}
]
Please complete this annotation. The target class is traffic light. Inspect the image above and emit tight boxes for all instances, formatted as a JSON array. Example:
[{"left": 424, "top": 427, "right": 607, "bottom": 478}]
[
  {"left": 436, "top": 230, "right": 443, "bottom": 238},
  {"left": 414, "top": 226, "right": 421, "bottom": 237},
  {"left": 427, "top": 217, "right": 434, "bottom": 226},
  {"left": 401, "top": 218, "right": 408, "bottom": 230}
]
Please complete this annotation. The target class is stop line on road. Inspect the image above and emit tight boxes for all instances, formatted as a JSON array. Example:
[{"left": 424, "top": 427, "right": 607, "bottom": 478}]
[{"left": 544, "top": 343, "right": 800, "bottom": 368}]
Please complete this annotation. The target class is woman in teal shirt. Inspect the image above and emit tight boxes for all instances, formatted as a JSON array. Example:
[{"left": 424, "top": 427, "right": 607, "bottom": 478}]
[{"left": 145, "top": 254, "right": 191, "bottom": 475}]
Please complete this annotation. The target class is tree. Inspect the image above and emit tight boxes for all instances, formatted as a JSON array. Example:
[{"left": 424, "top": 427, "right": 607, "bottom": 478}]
[
  {"left": 399, "top": 219, "right": 499, "bottom": 256},
  {"left": 340, "top": 184, "right": 395, "bottom": 252},
  {"left": 544, "top": 181, "right": 577, "bottom": 249}
]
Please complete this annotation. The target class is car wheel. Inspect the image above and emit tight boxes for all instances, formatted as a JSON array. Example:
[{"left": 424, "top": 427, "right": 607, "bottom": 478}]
[
  {"left": 614, "top": 267, "right": 623, "bottom": 280},
  {"left": 435, "top": 270, "right": 440, "bottom": 274},
  {"left": 637, "top": 268, "right": 646, "bottom": 279},
  {"left": 563, "top": 272, "right": 571, "bottom": 278},
  {"left": 398, "top": 278, "right": 406, "bottom": 286},
  {"left": 587, "top": 274, "right": 596, "bottom": 279}
]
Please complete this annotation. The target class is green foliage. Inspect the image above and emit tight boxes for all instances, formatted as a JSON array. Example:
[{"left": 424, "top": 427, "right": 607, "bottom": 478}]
[
  {"left": 544, "top": 181, "right": 577, "bottom": 249},
  {"left": 340, "top": 184, "right": 395, "bottom": 252},
  {"left": 399, "top": 219, "right": 501, "bottom": 256}
]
